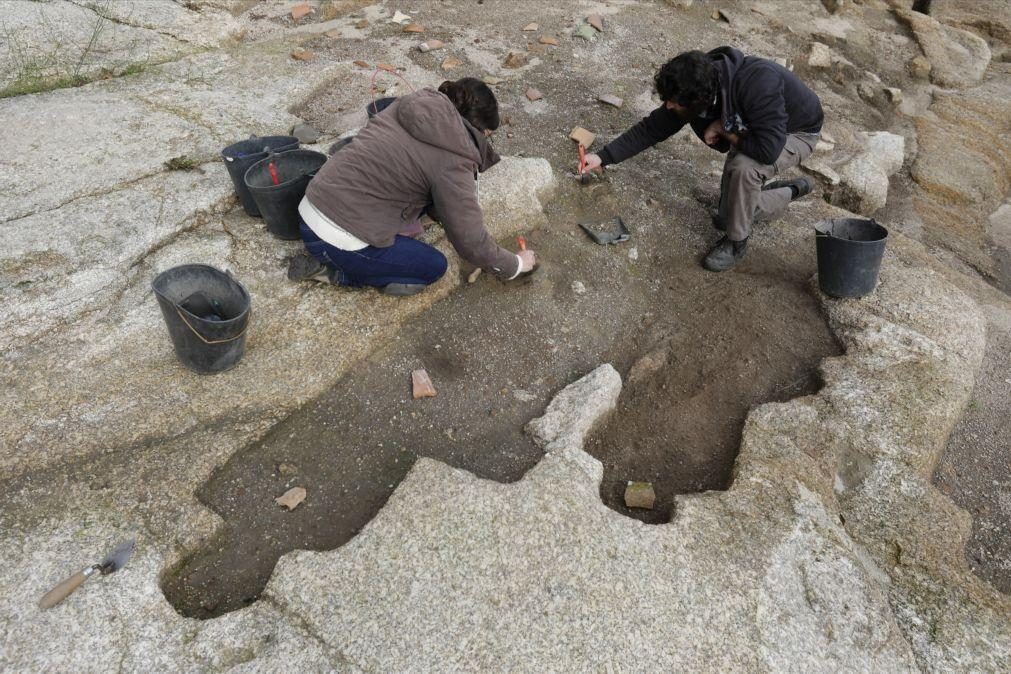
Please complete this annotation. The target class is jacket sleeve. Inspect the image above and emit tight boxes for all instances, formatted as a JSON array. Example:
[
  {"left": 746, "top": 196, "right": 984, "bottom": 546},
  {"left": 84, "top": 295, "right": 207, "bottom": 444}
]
[
  {"left": 431, "top": 164, "right": 521, "bottom": 279},
  {"left": 735, "top": 66, "right": 788, "bottom": 165},
  {"left": 598, "top": 105, "right": 688, "bottom": 166}
]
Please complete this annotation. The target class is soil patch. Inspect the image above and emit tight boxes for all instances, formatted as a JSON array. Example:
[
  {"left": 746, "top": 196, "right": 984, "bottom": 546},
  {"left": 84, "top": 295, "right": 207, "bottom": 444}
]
[
  {"left": 587, "top": 265, "right": 839, "bottom": 523},
  {"left": 162, "top": 199, "right": 839, "bottom": 617},
  {"left": 163, "top": 192, "right": 654, "bottom": 618}
]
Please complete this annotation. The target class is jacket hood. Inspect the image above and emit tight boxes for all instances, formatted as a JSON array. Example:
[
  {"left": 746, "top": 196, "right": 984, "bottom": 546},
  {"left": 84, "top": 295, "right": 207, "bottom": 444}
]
[
  {"left": 707, "top": 46, "right": 747, "bottom": 134},
  {"left": 396, "top": 88, "right": 500, "bottom": 172},
  {"left": 708, "top": 46, "right": 745, "bottom": 81}
]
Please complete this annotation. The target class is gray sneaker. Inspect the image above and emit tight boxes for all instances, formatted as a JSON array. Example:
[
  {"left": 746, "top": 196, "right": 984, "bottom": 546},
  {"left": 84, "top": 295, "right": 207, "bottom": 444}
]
[
  {"left": 703, "top": 236, "right": 749, "bottom": 272},
  {"left": 287, "top": 253, "right": 332, "bottom": 283}
]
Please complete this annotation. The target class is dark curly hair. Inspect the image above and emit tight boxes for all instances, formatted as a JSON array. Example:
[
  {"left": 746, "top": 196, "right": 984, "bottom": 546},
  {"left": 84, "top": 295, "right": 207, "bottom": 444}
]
[
  {"left": 438, "top": 77, "right": 500, "bottom": 132},
  {"left": 654, "top": 51, "right": 717, "bottom": 108}
]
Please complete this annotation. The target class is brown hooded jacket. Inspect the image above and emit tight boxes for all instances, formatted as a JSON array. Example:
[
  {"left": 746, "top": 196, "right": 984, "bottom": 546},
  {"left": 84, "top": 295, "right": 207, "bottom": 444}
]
[{"left": 305, "top": 88, "right": 520, "bottom": 278}]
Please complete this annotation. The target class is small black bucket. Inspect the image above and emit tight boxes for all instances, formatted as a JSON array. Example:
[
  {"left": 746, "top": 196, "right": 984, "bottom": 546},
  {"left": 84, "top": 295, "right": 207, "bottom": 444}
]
[
  {"left": 815, "top": 218, "right": 889, "bottom": 298},
  {"left": 222, "top": 136, "right": 300, "bottom": 217},
  {"left": 244, "top": 149, "right": 328, "bottom": 240},
  {"left": 366, "top": 97, "right": 397, "bottom": 118},
  {"left": 152, "top": 265, "right": 251, "bottom": 374}
]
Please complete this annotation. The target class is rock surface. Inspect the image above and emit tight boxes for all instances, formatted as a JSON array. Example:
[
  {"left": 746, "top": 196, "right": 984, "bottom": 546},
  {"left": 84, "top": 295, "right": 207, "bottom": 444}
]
[
  {"left": 0, "top": 0, "right": 242, "bottom": 90},
  {"left": 291, "top": 122, "right": 322, "bottom": 144},
  {"left": 525, "top": 363, "right": 621, "bottom": 452},
  {"left": 895, "top": 8, "right": 991, "bottom": 88},
  {"left": 909, "top": 77, "right": 1011, "bottom": 278},
  {"left": 832, "top": 131, "right": 906, "bottom": 215},
  {"left": 808, "top": 42, "right": 834, "bottom": 68}
]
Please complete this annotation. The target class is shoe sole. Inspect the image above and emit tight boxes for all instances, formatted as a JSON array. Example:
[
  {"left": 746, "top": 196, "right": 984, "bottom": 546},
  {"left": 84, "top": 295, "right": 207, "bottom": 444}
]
[
  {"left": 762, "top": 178, "right": 812, "bottom": 200},
  {"left": 382, "top": 283, "right": 427, "bottom": 296},
  {"left": 287, "top": 257, "right": 328, "bottom": 282},
  {"left": 703, "top": 259, "right": 736, "bottom": 272}
]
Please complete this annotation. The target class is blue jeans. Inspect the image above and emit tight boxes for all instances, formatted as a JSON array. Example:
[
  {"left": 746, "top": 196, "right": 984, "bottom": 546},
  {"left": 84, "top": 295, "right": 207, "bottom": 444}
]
[{"left": 299, "top": 219, "right": 448, "bottom": 288}]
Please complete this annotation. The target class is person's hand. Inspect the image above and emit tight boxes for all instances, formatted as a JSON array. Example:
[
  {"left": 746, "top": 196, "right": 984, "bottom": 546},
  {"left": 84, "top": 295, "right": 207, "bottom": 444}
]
[
  {"left": 581, "top": 153, "right": 602, "bottom": 174},
  {"left": 703, "top": 119, "right": 723, "bottom": 147},
  {"left": 518, "top": 249, "right": 537, "bottom": 273}
]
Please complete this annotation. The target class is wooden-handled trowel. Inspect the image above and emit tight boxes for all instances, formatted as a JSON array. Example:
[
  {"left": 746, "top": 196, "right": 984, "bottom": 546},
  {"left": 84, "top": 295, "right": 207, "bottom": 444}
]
[{"left": 39, "top": 539, "right": 135, "bottom": 609}]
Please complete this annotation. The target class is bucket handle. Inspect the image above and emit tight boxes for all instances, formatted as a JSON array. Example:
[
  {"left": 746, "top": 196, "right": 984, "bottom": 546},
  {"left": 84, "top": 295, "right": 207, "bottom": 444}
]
[
  {"left": 258, "top": 148, "right": 320, "bottom": 183},
  {"left": 174, "top": 306, "right": 249, "bottom": 345},
  {"left": 370, "top": 66, "right": 416, "bottom": 108}
]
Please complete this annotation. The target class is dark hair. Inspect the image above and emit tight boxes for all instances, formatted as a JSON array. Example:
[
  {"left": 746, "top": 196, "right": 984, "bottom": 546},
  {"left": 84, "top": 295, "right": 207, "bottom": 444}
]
[
  {"left": 438, "top": 78, "right": 500, "bottom": 131},
  {"left": 654, "top": 51, "right": 716, "bottom": 107}
]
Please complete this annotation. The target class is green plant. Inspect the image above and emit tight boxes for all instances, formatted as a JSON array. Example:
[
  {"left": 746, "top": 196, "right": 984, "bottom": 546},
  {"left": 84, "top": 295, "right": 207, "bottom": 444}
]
[
  {"left": 164, "top": 156, "right": 199, "bottom": 171},
  {"left": 0, "top": 2, "right": 131, "bottom": 98},
  {"left": 0, "top": 74, "right": 89, "bottom": 99},
  {"left": 120, "top": 62, "right": 146, "bottom": 77},
  {"left": 70, "top": 2, "right": 109, "bottom": 80}
]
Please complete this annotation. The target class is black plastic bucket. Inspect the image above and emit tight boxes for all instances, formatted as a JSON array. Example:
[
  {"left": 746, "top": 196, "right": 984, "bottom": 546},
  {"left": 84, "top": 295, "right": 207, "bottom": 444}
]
[
  {"left": 366, "top": 97, "right": 396, "bottom": 118},
  {"left": 222, "top": 136, "right": 300, "bottom": 217},
  {"left": 152, "top": 264, "right": 251, "bottom": 374},
  {"left": 244, "top": 149, "right": 328, "bottom": 240},
  {"left": 815, "top": 218, "right": 889, "bottom": 298}
]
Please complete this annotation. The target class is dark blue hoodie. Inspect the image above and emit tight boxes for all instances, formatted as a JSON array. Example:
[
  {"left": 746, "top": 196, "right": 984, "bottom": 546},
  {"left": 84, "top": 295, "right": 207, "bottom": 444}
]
[{"left": 598, "top": 47, "right": 823, "bottom": 167}]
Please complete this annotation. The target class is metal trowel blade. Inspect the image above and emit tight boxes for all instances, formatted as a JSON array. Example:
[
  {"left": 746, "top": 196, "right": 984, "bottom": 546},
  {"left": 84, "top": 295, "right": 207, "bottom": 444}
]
[{"left": 99, "top": 539, "right": 135, "bottom": 575}]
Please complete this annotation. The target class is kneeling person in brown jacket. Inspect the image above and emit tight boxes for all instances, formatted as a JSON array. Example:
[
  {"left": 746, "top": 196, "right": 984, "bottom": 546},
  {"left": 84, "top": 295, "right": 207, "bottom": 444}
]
[{"left": 288, "top": 78, "right": 536, "bottom": 296}]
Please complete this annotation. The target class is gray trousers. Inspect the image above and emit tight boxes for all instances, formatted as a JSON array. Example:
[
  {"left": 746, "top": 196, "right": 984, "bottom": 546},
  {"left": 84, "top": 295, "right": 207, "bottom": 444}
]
[{"left": 717, "top": 132, "right": 819, "bottom": 241}]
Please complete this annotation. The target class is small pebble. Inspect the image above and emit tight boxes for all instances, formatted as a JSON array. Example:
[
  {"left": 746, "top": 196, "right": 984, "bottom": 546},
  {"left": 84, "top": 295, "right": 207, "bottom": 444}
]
[
  {"left": 598, "top": 94, "right": 624, "bottom": 108},
  {"left": 291, "top": 123, "right": 321, "bottom": 144}
]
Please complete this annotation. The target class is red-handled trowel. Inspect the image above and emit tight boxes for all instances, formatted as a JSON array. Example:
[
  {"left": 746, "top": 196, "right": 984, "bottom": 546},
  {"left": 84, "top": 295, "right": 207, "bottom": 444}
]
[{"left": 39, "top": 539, "right": 135, "bottom": 610}]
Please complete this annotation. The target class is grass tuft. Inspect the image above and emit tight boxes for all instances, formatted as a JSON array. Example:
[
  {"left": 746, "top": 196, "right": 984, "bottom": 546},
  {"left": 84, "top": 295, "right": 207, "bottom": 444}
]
[{"left": 164, "top": 155, "right": 199, "bottom": 171}]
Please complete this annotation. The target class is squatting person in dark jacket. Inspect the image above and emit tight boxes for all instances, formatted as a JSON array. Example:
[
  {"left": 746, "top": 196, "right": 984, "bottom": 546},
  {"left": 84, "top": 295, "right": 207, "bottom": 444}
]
[
  {"left": 287, "top": 78, "right": 536, "bottom": 295},
  {"left": 582, "top": 47, "right": 823, "bottom": 272}
]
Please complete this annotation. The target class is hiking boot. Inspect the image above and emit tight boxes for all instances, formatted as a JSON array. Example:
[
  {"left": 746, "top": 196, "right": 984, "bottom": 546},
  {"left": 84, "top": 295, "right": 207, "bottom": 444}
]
[
  {"left": 287, "top": 253, "right": 332, "bottom": 283},
  {"left": 382, "top": 283, "right": 428, "bottom": 296},
  {"left": 703, "top": 236, "right": 749, "bottom": 272},
  {"left": 762, "top": 176, "right": 812, "bottom": 201}
]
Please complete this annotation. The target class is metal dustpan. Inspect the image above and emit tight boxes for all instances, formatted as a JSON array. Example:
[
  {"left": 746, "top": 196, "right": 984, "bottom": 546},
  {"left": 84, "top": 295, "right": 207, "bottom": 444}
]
[{"left": 578, "top": 217, "right": 631, "bottom": 245}]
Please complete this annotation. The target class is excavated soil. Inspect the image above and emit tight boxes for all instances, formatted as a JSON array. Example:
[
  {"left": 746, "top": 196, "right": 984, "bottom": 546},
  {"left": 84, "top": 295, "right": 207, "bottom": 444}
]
[
  {"left": 162, "top": 172, "right": 840, "bottom": 617},
  {"left": 586, "top": 265, "right": 838, "bottom": 523}
]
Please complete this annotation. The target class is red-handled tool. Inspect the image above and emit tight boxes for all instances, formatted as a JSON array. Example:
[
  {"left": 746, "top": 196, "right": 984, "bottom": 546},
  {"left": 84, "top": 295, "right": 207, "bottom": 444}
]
[
  {"left": 577, "top": 144, "right": 590, "bottom": 185},
  {"left": 268, "top": 161, "right": 280, "bottom": 186},
  {"left": 517, "top": 236, "right": 527, "bottom": 251}
]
